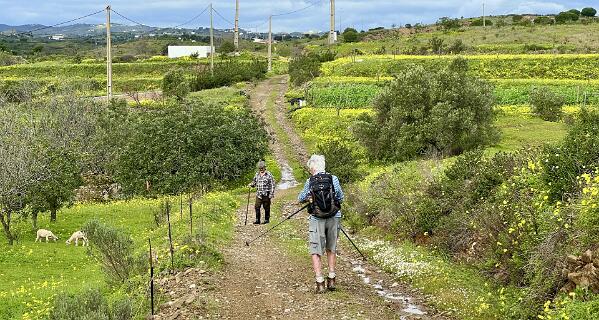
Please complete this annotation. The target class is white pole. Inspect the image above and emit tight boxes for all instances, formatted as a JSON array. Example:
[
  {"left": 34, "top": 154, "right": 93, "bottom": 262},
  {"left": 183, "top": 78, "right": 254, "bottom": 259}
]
[
  {"left": 329, "top": 0, "right": 336, "bottom": 45},
  {"left": 268, "top": 15, "right": 272, "bottom": 72},
  {"left": 210, "top": 3, "right": 214, "bottom": 76},
  {"left": 234, "top": 0, "right": 240, "bottom": 51},
  {"left": 106, "top": 5, "right": 113, "bottom": 99},
  {"left": 483, "top": 2, "right": 486, "bottom": 27}
]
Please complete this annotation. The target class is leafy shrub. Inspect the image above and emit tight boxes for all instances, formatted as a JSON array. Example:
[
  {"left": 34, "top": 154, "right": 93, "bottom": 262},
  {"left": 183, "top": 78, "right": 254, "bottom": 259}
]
[
  {"left": 524, "top": 43, "right": 554, "bottom": 52},
  {"left": 556, "top": 11, "right": 580, "bottom": 24},
  {"left": 218, "top": 41, "right": 235, "bottom": 54},
  {"left": 471, "top": 18, "right": 493, "bottom": 26},
  {"left": 316, "top": 138, "right": 360, "bottom": 183},
  {"left": 529, "top": 87, "right": 565, "bottom": 121},
  {"left": 581, "top": 7, "right": 597, "bottom": 17},
  {"left": 447, "top": 39, "right": 467, "bottom": 54},
  {"left": 114, "top": 55, "right": 136, "bottom": 63},
  {"left": 0, "top": 80, "right": 40, "bottom": 103},
  {"left": 355, "top": 58, "right": 498, "bottom": 162},
  {"left": 49, "top": 288, "right": 133, "bottom": 320},
  {"left": 0, "top": 51, "right": 25, "bottom": 66},
  {"left": 568, "top": 9, "right": 582, "bottom": 16},
  {"left": 162, "top": 69, "right": 190, "bottom": 100},
  {"left": 429, "top": 36, "right": 445, "bottom": 54},
  {"left": 534, "top": 16, "right": 554, "bottom": 25},
  {"left": 342, "top": 28, "right": 359, "bottom": 43},
  {"left": 289, "top": 54, "right": 322, "bottom": 87},
  {"left": 114, "top": 98, "right": 269, "bottom": 195},
  {"left": 573, "top": 171, "right": 599, "bottom": 249},
  {"left": 83, "top": 220, "right": 144, "bottom": 284},
  {"left": 542, "top": 109, "right": 599, "bottom": 201},
  {"left": 437, "top": 17, "right": 461, "bottom": 30},
  {"left": 190, "top": 59, "right": 266, "bottom": 91}
]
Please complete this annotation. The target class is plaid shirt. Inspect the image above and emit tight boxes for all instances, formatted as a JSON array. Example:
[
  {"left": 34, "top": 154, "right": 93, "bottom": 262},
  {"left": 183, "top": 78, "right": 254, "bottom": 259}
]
[{"left": 251, "top": 171, "right": 275, "bottom": 199}]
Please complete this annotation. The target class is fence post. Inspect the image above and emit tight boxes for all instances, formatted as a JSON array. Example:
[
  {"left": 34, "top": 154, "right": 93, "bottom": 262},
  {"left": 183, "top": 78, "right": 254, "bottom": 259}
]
[
  {"left": 166, "top": 200, "right": 174, "bottom": 272},
  {"left": 148, "top": 238, "right": 155, "bottom": 316},
  {"left": 189, "top": 196, "right": 193, "bottom": 237}
]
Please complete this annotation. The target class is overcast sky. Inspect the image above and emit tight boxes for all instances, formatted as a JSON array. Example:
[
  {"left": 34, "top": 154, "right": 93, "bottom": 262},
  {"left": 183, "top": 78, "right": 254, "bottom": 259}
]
[{"left": 0, "top": 0, "right": 596, "bottom": 33}]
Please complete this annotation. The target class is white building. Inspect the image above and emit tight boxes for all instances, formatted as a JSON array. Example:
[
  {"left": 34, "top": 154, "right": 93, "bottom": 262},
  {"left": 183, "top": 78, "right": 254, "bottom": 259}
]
[
  {"left": 50, "top": 34, "right": 65, "bottom": 41},
  {"left": 167, "top": 46, "right": 214, "bottom": 58}
]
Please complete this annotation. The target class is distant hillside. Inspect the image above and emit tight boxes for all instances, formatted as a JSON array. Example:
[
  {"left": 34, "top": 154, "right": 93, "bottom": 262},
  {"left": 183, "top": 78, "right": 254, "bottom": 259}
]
[
  {"left": 0, "top": 23, "right": 251, "bottom": 38},
  {"left": 323, "top": 14, "right": 599, "bottom": 55}
]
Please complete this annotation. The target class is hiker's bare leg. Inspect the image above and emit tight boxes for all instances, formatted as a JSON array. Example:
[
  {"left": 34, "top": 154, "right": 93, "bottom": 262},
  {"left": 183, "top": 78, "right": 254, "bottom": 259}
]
[
  {"left": 326, "top": 249, "right": 336, "bottom": 275},
  {"left": 311, "top": 254, "right": 323, "bottom": 279}
]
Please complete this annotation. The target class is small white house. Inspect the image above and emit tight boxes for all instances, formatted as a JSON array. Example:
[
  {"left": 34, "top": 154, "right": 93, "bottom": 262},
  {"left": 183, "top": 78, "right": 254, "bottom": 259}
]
[
  {"left": 167, "top": 46, "right": 214, "bottom": 59},
  {"left": 50, "top": 34, "right": 65, "bottom": 41}
]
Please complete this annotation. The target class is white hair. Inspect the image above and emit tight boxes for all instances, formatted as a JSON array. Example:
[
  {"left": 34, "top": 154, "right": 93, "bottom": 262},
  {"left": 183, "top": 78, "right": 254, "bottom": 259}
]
[{"left": 307, "top": 155, "right": 326, "bottom": 173}]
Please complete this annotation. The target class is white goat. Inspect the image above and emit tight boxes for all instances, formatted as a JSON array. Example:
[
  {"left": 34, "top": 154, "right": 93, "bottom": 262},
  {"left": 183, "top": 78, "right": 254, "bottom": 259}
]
[
  {"left": 35, "top": 229, "right": 58, "bottom": 243},
  {"left": 66, "top": 231, "right": 88, "bottom": 246}
]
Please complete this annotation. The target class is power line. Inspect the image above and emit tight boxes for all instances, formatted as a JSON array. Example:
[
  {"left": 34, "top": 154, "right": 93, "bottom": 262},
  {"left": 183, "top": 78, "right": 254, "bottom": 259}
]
[
  {"left": 110, "top": 8, "right": 149, "bottom": 27},
  {"left": 272, "top": 0, "right": 324, "bottom": 17},
  {"left": 212, "top": 7, "right": 235, "bottom": 27},
  {"left": 13, "top": 9, "right": 105, "bottom": 36},
  {"left": 172, "top": 4, "right": 211, "bottom": 29}
]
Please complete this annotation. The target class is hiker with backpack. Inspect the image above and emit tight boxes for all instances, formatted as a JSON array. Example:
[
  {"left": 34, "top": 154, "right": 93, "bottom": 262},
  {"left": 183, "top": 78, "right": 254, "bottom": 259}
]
[
  {"left": 248, "top": 160, "right": 276, "bottom": 224},
  {"left": 298, "top": 155, "right": 344, "bottom": 294}
]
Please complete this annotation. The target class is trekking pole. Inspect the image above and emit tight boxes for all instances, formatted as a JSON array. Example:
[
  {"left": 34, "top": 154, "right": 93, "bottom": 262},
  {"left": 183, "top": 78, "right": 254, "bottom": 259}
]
[
  {"left": 244, "top": 186, "right": 251, "bottom": 226},
  {"left": 339, "top": 226, "right": 367, "bottom": 261},
  {"left": 245, "top": 204, "right": 309, "bottom": 246}
]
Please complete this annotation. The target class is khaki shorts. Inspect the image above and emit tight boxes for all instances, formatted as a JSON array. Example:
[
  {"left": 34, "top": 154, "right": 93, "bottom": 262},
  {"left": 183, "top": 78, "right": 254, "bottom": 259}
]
[{"left": 308, "top": 217, "right": 340, "bottom": 256}]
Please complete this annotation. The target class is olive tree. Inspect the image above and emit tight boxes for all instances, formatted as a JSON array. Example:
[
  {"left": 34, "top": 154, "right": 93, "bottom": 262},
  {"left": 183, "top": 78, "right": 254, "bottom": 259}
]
[{"left": 355, "top": 58, "right": 499, "bottom": 162}]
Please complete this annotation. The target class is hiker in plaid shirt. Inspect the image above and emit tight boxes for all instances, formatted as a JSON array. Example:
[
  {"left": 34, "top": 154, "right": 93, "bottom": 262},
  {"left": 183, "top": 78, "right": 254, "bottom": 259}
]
[{"left": 248, "top": 160, "right": 276, "bottom": 224}]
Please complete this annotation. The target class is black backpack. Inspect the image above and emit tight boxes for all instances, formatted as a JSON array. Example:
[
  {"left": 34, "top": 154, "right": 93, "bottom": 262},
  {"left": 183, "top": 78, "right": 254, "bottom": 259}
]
[{"left": 308, "top": 173, "right": 340, "bottom": 219}]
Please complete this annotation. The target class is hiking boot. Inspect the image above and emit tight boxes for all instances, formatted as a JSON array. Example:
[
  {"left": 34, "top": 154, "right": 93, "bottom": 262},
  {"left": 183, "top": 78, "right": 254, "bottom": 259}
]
[
  {"left": 261, "top": 220, "right": 270, "bottom": 224},
  {"left": 326, "top": 276, "right": 336, "bottom": 291},
  {"left": 316, "top": 281, "right": 326, "bottom": 294},
  {"left": 253, "top": 220, "right": 260, "bottom": 225}
]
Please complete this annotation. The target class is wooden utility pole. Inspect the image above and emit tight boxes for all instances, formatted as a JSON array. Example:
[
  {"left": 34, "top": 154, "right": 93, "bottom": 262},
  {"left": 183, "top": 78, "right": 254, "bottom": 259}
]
[
  {"left": 483, "top": 2, "right": 486, "bottom": 27},
  {"left": 106, "top": 5, "right": 113, "bottom": 99},
  {"left": 329, "top": 0, "right": 336, "bottom": 45},
  {"left": 234, "top": 0, "right": 240, "bottom": 51},
  {"left": 210, "top": 2, "right": 214, "bottom": 76},
  {"left": 268, "top": 15, "right": 272, "bottom": 72}
]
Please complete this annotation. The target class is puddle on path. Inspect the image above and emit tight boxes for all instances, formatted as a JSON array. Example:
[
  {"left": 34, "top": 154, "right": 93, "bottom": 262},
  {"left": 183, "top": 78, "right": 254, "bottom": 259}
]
[
  {"left": 350, "top": 261, "right": 428, "bottom": 318},
  {"left": 277, "top": 162, "right": 299, "bottom": 190}
]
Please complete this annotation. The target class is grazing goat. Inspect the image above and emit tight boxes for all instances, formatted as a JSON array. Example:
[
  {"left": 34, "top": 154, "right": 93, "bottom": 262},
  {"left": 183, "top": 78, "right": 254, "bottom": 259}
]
[
  {"left": 35, "top": 229, "right": 58, "bottom": 243},
  {"left": 66, "top": 231, "right": 88, "bottom": 246}
]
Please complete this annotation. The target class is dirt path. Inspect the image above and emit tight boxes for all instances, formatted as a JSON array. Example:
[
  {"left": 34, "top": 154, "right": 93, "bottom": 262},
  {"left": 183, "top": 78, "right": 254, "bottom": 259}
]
[
  {"left": 207, "top": 76, "right": 446, "bottom": 319},
  {"left": 154, "top": 77, "right": 448, "bottom": 320},
  {"left": 250, "top": 76, "right": 309, "bottom": 171}
]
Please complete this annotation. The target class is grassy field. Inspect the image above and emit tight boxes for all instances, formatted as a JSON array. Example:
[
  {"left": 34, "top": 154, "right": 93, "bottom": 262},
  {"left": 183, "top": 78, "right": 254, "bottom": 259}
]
[{"left": 0, "top": 192, "right": 238, "bottom": 320}]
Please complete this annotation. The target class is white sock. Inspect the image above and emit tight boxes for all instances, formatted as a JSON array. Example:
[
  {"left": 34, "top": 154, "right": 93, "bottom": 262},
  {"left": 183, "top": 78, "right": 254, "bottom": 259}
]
[
  {"left": 328, "top": 272, "right": 336, "bottom": 279},
  {"left": 316, "top": 276, "right": 324, "bottom": 283}
]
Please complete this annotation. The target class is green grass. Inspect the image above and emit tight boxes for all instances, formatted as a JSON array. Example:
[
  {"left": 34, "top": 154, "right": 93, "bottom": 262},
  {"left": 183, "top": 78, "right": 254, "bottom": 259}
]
[
  {"left": 0, "top": 192, "right": 238, "bottom": 320},
  {"left": 490, "top": 111, "right": 568, "bottom": 152}
]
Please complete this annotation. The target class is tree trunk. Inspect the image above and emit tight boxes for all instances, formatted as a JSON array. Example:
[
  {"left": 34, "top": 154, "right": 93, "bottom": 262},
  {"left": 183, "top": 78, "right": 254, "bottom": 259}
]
[
  {"left": 50, "top": 208, "right": 57, "bottom": 222},
  {"left": 32, "top": 211, "right": 38, "bottom": 230},
  {"left": 0, "top": 211, "right": 14, "bottom": 245}
]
